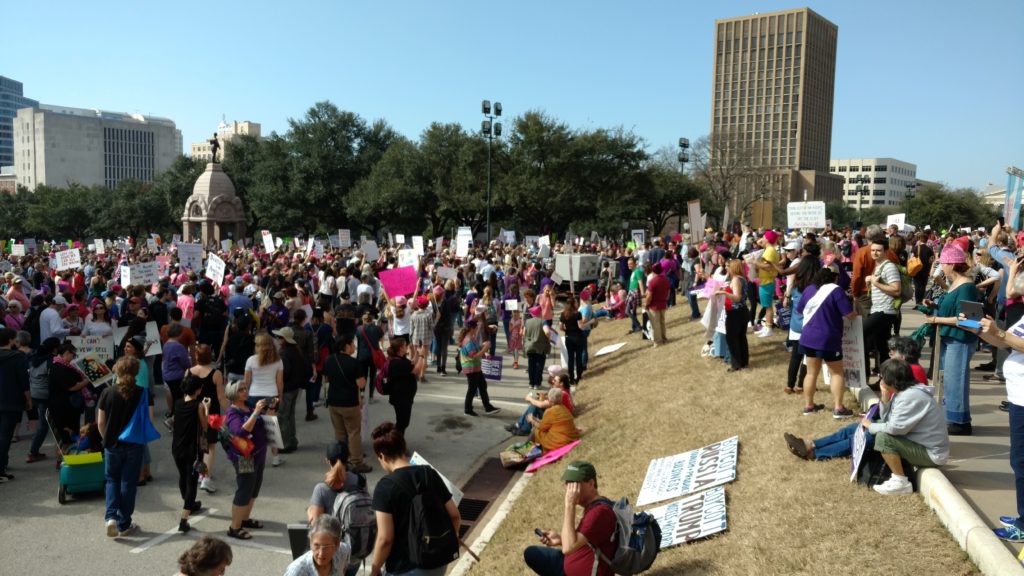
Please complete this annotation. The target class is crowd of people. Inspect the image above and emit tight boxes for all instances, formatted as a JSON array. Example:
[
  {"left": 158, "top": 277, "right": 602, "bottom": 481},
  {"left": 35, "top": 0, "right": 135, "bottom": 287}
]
[{"left": 0, "top": 218, "right": 1020, "bottom": 576}]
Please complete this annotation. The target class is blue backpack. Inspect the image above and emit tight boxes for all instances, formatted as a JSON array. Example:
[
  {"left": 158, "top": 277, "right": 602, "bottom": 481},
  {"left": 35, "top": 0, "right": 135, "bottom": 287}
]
[{"left": 590, "top": 497, "right": 661, "bottom": 575}]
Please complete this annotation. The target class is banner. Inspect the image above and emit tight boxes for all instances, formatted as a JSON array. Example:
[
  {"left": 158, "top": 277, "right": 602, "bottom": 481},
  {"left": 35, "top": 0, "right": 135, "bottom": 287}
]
[
  {"left": 121, "top": 261, "right": 160, "bottom": 287},
  {"left": 205, "top": 253, "right": 226, "bottom": 285},
  {"left": 339, "top": 229, "right": 352, "bottom": 248},
  {"left": 1007, "top": 167, "right": 1024, "bottom": 229},
  {"left": 786, "top": 201, "right": 827, "bottom": 230},
  {"left": 636, "top": 436, "right": 739, "bottom": 506},
  {"left": 67, "top": 334, "right": 115, "bottom": 362},
  {"left": 645, "top": 486, "right": 727, "bottom": 548},
  {"left": 687, "top": 200, "right": 703, "bottom": 242},
  {"left": 113, "top": 322, "right": 162, "bottom": 357},
  {"left": 378, "top": 266, "right": 418, "bottom": 297},
  {"left": 177, "top": 243, "right": 203, "bottom": 272},
  {"left": 482, "top": 355, "right": 503, "bottom": 381},
  {"left": 55, "top": 248, "right": 82, "bottom": 271}
]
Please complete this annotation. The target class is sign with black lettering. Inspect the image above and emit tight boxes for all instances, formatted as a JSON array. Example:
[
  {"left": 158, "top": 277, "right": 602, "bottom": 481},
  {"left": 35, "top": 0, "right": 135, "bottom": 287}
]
[
  {"left": 636, "top": 436, "right": 739, "bottom": 506},
  {"left": 644, "top": 486, "right": 727, "bottom": 547}
]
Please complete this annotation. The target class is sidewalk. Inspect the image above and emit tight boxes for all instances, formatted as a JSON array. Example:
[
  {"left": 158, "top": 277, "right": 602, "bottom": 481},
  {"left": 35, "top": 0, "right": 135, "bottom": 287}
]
[{"left": 898, "top": 306, "right": 1021, "bottom": 561}]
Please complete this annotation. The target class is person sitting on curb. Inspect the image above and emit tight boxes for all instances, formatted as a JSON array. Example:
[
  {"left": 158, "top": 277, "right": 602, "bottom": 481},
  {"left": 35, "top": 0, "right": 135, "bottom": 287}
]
[
  {"left": 524, "top": 461, "right": 616, "bottom": 576},
  {"left": 506, "top": 372, "right": 575, "bottom": 436}
]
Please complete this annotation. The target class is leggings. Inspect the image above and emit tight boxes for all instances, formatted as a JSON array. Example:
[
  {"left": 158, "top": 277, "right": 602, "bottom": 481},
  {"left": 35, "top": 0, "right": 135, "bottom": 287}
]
[
  {"left": 787, "top": 339, "right": 807, "bottom": 390},
  {"left": 173, "top": 449, "right": 199, "bottom": 510},
  {"left": 391, "top": 399, "right": 413, "bottom": 435}
]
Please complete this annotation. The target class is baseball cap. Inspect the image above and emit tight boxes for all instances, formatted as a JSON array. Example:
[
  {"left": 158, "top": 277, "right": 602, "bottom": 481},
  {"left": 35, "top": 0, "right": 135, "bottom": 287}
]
[
  {"left": 562, "top": 460, "right": 597, "bottom": 483},
  {"left": 53, "top": 295, "right": 68, "bottom": 306},
  {"left": 784, "top": 240, "right": 801, "bottom": 251}
]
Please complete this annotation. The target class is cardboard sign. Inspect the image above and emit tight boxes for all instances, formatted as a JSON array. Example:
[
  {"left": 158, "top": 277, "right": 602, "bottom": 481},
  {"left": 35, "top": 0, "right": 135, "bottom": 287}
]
[
  {"left": 67, "top": 334, "right": 115, "bottom": 362},
  {"left": 262, "top": 415, "right": 285, "bottom": 450},
  {"left": 95, "top": 239, "right": 106, "bottom": 255},
  {"left": 221, "top": 239, "right": 233, "bottom": 253},
  {"left": 412, "top": 236, "right": 424, "bottom": 255},
  {"left": 339, "top": 229, "right": 352, "bottom": 248},
  {"left": 74, "top": 355, "right": 115, "bottom": 387},
  {"left": 786, "top": 201, "right": 827, "bottom": 230},
  {"left": 387, "top": 232, "right": 394, "bottom": 247},
  {"left": 395, "top": 233, "right": 406, "bottom": 245},
  {"left": 636, "top": 436, "right": 739, "bottom": 506},
  {"left": 455, "top": 234, "right": 471, "bottom": 258},
  {"left": 437, "top": 266, "right": 458, "bottom": 281},
  {"left": 397, "top": 249, "right": 419, "bottom": 270},
  {"left": 146, "top": 238, "right": 158, "bottom": 251},
  {"left": 55, "top": 248, "right": 82, "bottom": 271},
  {"left": 177, "top": 243, "right": 203, "bottom": 272},
  {"left": 482, "top": 355, "right": 503, "bottom": 381},
  {"left": 261, "top": 230, "right": 275, "bottom": 253},
  {"left": 113, "top": 322, "right": 162, "bottom": 357},
  {"left": 378, "top": 266, "right": 418, "bottom": 297},
  {"left": 362, "top": 240, "right": 380, "bottom": 261},
  {"left": 645, "top": 486, "right": 728, "bottom": 548},
  {"left": 205, "top": 253, "right": 226, "bottom": 285},
  {"left": 121, "top": 261, "right": 160, "bottom": 287},
  {"left": 886, "top": 213, "right": 906, "bottom": 228},
  {"left": 409, "top": 451, "right": 463, "bottom": 505},
  {"left": 11, "top": 244, "right": 25, "bottom": 257},
  {"left": 594, "top": 342, "right": 626, "bottom": 357}
]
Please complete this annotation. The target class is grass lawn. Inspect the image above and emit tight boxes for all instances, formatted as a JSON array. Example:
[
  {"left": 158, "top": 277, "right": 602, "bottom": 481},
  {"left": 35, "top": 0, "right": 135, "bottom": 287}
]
[{"left": 469, "top": 305, "right": 978, "bottom": 576}]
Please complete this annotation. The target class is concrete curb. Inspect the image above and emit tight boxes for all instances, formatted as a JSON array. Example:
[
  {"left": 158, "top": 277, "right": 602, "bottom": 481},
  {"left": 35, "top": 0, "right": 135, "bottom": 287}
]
[
  {"left": 917, "top": 468, "right": 1024, "bottom": 575},
  {"left": 449, "top": 471, "right": 533, "bottom": 576}
]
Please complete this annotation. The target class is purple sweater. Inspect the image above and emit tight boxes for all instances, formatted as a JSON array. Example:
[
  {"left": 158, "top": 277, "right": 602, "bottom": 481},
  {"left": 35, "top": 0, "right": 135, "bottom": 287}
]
[
  {"left": 225, "top": 405, "right": 267, "bottom": 465},
  {"left": 161, "top": 340, "right": 191, "bottom": 381}
]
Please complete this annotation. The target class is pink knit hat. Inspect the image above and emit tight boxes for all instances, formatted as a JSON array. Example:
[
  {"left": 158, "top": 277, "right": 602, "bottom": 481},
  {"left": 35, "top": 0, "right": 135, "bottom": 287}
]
[
  {"left": 939, "top": 245, "right": 966, "bottom": 264},
  {"left": 763, "top": 230, "right": 779, "bottom": 245}
]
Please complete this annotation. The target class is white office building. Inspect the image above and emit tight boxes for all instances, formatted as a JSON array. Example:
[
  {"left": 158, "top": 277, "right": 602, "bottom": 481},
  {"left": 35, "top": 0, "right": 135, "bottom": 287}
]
[
  {"left": 829, "top": 157, "right": 918, "bottom": 210},
  {"left": 14, "top": 104, "right": 182, "bottom": 190},
  {"left": 190, "top": 119, "right": 261, "bottom": 162}
]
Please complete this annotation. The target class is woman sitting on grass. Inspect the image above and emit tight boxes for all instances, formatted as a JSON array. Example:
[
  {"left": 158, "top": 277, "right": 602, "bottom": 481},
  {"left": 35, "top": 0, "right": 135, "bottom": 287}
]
[
  {"left": 526, "top": 387, "right": 582, "bottom": 452},
  {"left": 506, "top": 373, "right": 574, "bottom": 436}
]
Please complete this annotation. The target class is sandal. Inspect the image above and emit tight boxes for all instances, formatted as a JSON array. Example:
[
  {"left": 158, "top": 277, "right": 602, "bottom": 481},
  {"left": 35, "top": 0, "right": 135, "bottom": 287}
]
[
  {"left": 784, "top": 433, "right": 810, "bottom": 460},
  {"left": 227, "top": 527, "right": 252, "bottom": 540},
  {"left": 794, "top": 386, "right": 804, "bottom": 393},
  {"left": 241, "top": 519, "right": 264, "bottom": 529},
  {"left": 783, "top": 388, "right": 794, "bottom": 395}
]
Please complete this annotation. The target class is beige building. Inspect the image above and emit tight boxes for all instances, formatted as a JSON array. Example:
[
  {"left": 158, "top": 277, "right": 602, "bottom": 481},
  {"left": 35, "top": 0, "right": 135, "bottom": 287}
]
[
  {"left": 14, "top": 105, "right": 182, "bottom": 190},
  {"left": 711, "top": 7, "right": 844, "bottom": 214},
  {"left": 190, "top": 119, "right": 261, "bottom": 162}
]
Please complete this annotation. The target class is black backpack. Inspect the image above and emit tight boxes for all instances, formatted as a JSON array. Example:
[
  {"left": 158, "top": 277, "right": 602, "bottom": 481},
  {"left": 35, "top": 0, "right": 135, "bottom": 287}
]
[
  {"left": 856, "top": 450, "right": 916, "bottom": 491},
  {"left": 393, "top": 467, "right": 459, "bottom": 569}
]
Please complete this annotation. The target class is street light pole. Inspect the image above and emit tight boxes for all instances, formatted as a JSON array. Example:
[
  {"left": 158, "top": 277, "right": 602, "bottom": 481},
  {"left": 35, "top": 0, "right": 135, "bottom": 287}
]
[
  {"left": 481, "top": 100, "right": 502, "bottom": 244},
  {"left": 905, "top": 182, "right": 919, "bottom": 226},
  {"left": 677, "top": 137, "right": 689, "bottom": 232}
]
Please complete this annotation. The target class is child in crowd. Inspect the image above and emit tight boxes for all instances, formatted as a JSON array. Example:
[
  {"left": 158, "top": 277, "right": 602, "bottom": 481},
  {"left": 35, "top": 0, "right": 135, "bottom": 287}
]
[{"left": 508, "top": 308, "right": 523, "bottom": 369}]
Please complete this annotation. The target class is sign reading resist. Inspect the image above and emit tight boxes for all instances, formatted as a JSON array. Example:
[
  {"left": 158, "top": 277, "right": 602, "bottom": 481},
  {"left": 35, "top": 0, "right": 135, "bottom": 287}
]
[{"left": 636, "top": 436, "right": 739, "bottom": 506}]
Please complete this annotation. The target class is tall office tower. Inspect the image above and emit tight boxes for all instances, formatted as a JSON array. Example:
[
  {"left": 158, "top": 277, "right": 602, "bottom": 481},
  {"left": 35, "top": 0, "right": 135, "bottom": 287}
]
[
  {"left": 0, "top": 76, "right": 39, "bottom": 168},
  {"left": 711, "top": 7, "right": 844, "bottom": 219}
]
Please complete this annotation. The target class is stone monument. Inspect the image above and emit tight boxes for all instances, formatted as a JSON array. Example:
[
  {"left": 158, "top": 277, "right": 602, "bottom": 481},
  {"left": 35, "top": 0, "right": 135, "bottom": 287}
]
[{"left": 181, "top": 163, "right": 246, "bottom": 246}]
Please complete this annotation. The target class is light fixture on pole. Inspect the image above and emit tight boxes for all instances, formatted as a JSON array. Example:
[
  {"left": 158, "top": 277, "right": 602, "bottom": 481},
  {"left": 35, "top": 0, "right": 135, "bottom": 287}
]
[
  {"left": 905, "top": 182, "right": 919, "bottom": 226},
  {"left": 481, "top": 100, "right": 502, "bottom": 243},
  {"left": 677, "top": 137, "right": 689, "bottom": 232}
]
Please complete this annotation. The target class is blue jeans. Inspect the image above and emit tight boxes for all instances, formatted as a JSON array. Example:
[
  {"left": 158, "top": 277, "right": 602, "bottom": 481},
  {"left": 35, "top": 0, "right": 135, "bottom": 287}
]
[
  {"left": 105, "top": 442, "right": 145, "bottom": 531},
  {"left": 0, "top": 410, "right": 20, "bottom": 474},
  {"left": 940, "top": 337, "right": 975, "bottom": 424},
  {"left": 581, "top": 331, "right": 590, "bottom": 371},
  {"left": 713, "top": 332, "right": 731, "bottom": 364},
  {"left": 812, "top": 423, "right": 874, "bottom": 460},
  {"left": 524, "top": 545, "right": 565, "bottom": 575},
  {"left": 29, "top": 399, "right": 49, "bottom": 456},
  {"left": 515, "top": 405, "right": 543, "bottom": 435},
  {"left": 1010, "top": 403, "right": 1024, "bottom": 530},
  {"left": 527, "top": 353, "right": 545, "bottom": 388}
]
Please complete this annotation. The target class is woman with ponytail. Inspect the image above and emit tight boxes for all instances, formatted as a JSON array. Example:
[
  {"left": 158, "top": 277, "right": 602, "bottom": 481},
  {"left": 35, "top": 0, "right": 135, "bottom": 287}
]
[{"left": 97, "top": 356, "right": 145, "bottom": 538}]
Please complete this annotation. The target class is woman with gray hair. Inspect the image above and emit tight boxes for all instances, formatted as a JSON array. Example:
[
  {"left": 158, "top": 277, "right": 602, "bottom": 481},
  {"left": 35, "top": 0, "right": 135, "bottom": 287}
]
[
  {"left": 283, "top": 514, "right": 352, "bottom": 576},
  {"left": 221, "top": 379, "right": 269, "bottom": 541}
]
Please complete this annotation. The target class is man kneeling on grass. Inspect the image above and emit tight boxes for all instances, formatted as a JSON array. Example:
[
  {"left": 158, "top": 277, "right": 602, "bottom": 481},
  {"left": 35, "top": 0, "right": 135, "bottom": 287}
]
[
  {"left": 783, "top": 359, "right": 949, "bottom": 495},
  {"left": 524, "top": 461, "right": 616, "bottom": 576}
]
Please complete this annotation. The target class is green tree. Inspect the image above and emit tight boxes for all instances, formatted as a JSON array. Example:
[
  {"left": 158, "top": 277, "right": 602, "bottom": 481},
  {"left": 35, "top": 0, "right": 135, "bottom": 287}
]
[
  {"left": 501, "top": 111, "right": 576, "bottom": 235},
  {"left": 346, "top": 138, "right": 430, "bottom": 236},
  {"left": 633, "top": 147, "right": 701, "bottom": 234},
  {"left": 904, "top": 184, "right": 998, "bottom": 230},
  {"left": 26, "top": 184, "right": 98, "bottom": 239},
  {"left": 244, "top": 134, "right": 305, "bottom": 233},
  {"left": 0, "top": 187, "right": 35, "bottom": 239}
]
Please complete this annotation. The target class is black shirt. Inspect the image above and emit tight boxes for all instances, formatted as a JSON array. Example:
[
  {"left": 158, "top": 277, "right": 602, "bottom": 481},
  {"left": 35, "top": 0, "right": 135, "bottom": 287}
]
[
  {"left": 172, "top": 397, "right": 200, "bottom": 455},
  {"left": 371, "top": 465, "right": 453, "bottom": 574},
  {"left": 224, "top": 331, "right": 256, "bottom": 376},
  {"left": 322, "top": 353, "right": 362, "bottom": 407},
  {"left": 387, "top": 357, "right": 416, "bottom": 403},
  {"left": 97, "top": 385, "right": 143, "bottom": 449},
  {"left": 279, "top": 344, "right": 308, "bottom": 392}
]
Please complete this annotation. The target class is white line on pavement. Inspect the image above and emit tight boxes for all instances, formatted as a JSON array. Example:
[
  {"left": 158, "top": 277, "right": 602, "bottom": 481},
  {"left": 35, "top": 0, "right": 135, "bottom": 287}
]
[
  {"left": 414, "top": 392, "right": 525, "bottom": 409},
  {"left": 131, "top": 508, "right": 218, "bottom": 554}
]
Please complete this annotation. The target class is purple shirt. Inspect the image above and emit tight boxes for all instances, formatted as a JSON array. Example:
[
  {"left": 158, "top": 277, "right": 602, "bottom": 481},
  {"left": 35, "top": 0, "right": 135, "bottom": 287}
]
[
  {"left": 161, "top": 340, "right": 191, "bottom": 381},
  {"left": 796, "top": 284, "right": 853, "bottom": 353},
  {"left": 226, "top": 405, "right": 267, "bottom": 466}
]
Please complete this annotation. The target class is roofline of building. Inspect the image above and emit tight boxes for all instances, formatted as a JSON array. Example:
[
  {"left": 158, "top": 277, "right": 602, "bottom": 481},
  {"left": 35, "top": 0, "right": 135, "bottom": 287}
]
[
  {"left": 714, "top": 7, "right": 836, "bottom": 28},
  {"left": 26, "top": 104, "right": 178, "bottom": 129}
]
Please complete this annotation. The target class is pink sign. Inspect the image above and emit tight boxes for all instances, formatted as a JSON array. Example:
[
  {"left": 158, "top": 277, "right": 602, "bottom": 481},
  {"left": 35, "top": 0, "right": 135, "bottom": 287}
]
[
  {"left": 378, "top": 266, "right": 418, "bottom": 297},
  {"left": 525, "top": 440, "right": 581, "bottom": 474}
]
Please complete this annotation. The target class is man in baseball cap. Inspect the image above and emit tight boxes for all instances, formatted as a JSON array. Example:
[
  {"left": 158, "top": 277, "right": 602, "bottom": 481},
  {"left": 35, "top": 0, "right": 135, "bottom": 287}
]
[{"left": 525, "top": 460, "right": 616, "bottom": 575}]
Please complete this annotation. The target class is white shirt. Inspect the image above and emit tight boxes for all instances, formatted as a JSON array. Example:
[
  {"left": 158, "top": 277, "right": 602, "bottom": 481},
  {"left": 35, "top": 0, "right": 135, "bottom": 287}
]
[
  {"left": 245, "top": 356, "right": 283, "bottom": 398},
  {"left": 40, "top": 306, "right": 70, "bottom": 342},
  {"left": 82, "top": 318, "right": 113, "bottom": 337},
  {"left": 1002, "top": 315, "right": 1024, "bottom": 407}
]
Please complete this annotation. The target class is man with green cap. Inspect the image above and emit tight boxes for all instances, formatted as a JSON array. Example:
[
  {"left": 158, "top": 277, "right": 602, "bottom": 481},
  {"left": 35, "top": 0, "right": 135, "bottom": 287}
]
[{"left": 523, "top": 460, "right": 616, "bottom": 575}]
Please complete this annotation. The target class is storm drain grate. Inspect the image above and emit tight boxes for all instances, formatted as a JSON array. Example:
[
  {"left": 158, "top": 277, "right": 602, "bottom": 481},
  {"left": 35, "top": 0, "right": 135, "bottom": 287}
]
[
  {"left": 458, "top": 524, "right": 471, "bottom": 539},
  {"left": 458, "top": 497, "right": 491, "bottom": 523}
]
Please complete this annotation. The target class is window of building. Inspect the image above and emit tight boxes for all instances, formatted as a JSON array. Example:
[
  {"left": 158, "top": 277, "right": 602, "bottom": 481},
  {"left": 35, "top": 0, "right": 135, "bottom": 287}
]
[
  {"left": 873, "top": 190, "right": 885, "bottom": 196},
  {"left": 829, "top": 166, "right": 835, "bottom": 172},
  {"left": 838, "top": 166, "right": 847, "bottom": 172},
  {"left": 874, "top": 177, "right": 886, "bottom": 184},
  {"left": 873, "top": 199, "right": 885, "bottom": 205},
  {"left": 875, "top": 164, "right": 887, "bottom": 172}
]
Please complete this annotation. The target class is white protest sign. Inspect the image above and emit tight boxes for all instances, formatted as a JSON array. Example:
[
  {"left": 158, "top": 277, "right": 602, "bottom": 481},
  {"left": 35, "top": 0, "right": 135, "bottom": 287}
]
[
  {"left": 594, "top": 342, "right": 626, "bottom": 357},
  {"left": 362, "top": 240, "right": 380, "bottom": 261},
  {"left": 524, "top": 235, "right": 540, "bottom": 247},
  {"left": 538, "top": 245, "right": 551, "bottom": 258},
  {"left": 537, "top": 235, "right": 550, "bottom": 247},
  {"left": 551, "top": 272, "right": 564, "bottom": 285},
  {"left": 221, "top": 239, "right": 233, "bottom": 253},
  {"left": 177, "top": 243, "right": 203, "bottom": 272},
  {"left": 455, "top": 234, "right": 471, "bottom": 258},
  {"left": 631, "top": 229, "right": 645, "bottom": 246},
  {"left": 645, "top": 486, "right": 728, "bottom": 548},
  {"left": 387, "top": 232, "right": 394, "bottom": 247},
  {"left": 146, "top": 238, "right": 158, "bottom": 251},
  {"left": 24, "top": 238, "right": 37, "bottom": 252},
  {"left": 397, "top": 249, "right": 419, "bottom": 270},
  {"left": 502, "top": 229, "right": 516, "bottom": 245},
  {"left": 434, "top": 236, "right": 444, "bottom": 251},
  {"left": 328, "top": 234, "right": 340, "bottom": 248},
  {"left": 395, "top": 233, "right": 405, "bottom": 245},
  {"left": 786, "top": 201, "right": 827, "bottom": 230},
  {"left": 504, "top": 299, "right": 519, "bottom": 311},
  {"left": 261, "top": 230, "right": 275, "bottom": 253},
  {"left": 409, "top": 451, "right": 463, "bottom": 505},
  {"left": 113, "top": 322, "right": 162, "bottom": 357},
  {"left": 313, "top": 241, "right": 324, "bottom": 259},
  {"left": 67, "top": 334, "right": 115, "bottom": 362},
  {"left": 121, "top": 261, "right": 160, "bottom": 287},
  {"left": 688, "top": 200, "right": 703, "bottom": 243},
  {"left": 11, "top": 244, "right": 25, "bottom": 257},
  {"left": 884, "top": 212, "right": 909, "bottom": 227},
  {"left": 205, "top": 253, "right": 226, "bottom": 285},
  {"left": 95, "top": 240, "right": 106, "bottom": 255},
  {"left": 262, "top": 415, "right": 285, "bottom": 450},
  {"left": 275, "top": 237, "right": 283, "bottom": 248},
  {"left": 437, "top": 266, "right": 458, "bottom": 281},
  {"left": 412, "top": 236, "right": 424, "bottom": 256},
  {"left": 824, "top": 316, "right": 867, "bottom": 389},
  {"left": 339, "top": 229, "right": 352, "bottom": 248},
  {"left": 55, "top": 248, "right": 82, "bottom": 271},
  {"left": 636, "top": 436, "right": 739, "bottom": 506},
  {"left": 305, "top": 237, "right": 315, "bottom": 254}
]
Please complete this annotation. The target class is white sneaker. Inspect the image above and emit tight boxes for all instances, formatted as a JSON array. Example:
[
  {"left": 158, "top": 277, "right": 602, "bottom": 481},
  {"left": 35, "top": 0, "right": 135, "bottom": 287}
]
[
  {"left": 117, "top": 522, "right": 140, "bottom": 537},
  {"left": 757, "top": 329, "right": 773, "bottom": 338},
  {"left": 106, "top": 519, "right": 118, "bottom": 538},
  {"left": 200, "top": 477, "right": 217, "bottom": 493},
  {"left": 272, "top": 455, "right": 283, "bottom": 467},
  {"left": 872, "top": 476, "right": 912, "bottom": 495}
]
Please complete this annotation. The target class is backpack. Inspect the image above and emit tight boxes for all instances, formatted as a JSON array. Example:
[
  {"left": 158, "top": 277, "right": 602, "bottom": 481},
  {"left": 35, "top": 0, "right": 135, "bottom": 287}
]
[
  {"left": 374, "top": 358, "right": 392, "bottom": 395},
  {"left": 332, "top": 484, "right": 377, "bottom": 561},
  {"left": 591, "top": 497, "right": 661, "bottom": 576},
  {"left": 394, "top": 467, "right": 460, "bottom": 569},
  {"left": 856, "top": 450, "right": 916, "bottom": 491}
]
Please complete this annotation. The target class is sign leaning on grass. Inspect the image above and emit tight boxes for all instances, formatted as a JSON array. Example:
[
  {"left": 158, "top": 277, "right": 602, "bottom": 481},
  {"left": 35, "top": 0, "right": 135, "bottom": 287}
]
[
  {"left": 636, "top": 436, "right": 739, "bottom": 506},
  {"left": 644, "top": 485, "right": 727, "bottom": 548},
  {"left": 823, "top": 316, "right": 866, "bottom": 389}
]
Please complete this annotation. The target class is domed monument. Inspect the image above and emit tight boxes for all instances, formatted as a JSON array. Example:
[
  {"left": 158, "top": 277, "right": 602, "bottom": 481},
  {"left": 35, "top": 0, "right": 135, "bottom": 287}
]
[{"left": 181, "top": 155, "right": 246, "bottom": 246}]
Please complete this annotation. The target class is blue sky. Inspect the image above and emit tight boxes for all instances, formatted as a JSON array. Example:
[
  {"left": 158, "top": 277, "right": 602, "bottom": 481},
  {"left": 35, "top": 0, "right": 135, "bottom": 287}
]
[{"left": 6, "top": 0, "right": 1022, "bottom": 190}]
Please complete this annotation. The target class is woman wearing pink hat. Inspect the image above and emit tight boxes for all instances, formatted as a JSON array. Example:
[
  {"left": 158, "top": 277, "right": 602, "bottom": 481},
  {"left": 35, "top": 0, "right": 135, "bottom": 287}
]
[{"left": 921, "top": 243, "right": 980, "bottom": 435}]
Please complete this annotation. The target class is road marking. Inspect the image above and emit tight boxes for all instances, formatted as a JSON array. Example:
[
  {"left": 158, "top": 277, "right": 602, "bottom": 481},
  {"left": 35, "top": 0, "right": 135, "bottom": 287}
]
[
  {"left": 216, "top": 536, "right": 292, "bottom": 556},
  {"left": 415, "top": 392, "right": 524, "bottom": 409},
  {"left": 131, "top": 508, "right": 217, "bottom": 554}
]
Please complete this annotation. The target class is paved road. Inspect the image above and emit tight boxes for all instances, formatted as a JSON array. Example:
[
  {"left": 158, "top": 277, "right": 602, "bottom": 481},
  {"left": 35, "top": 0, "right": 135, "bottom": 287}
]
[{"left": 0, "top": 333, "right": 539, "bottom": 576}]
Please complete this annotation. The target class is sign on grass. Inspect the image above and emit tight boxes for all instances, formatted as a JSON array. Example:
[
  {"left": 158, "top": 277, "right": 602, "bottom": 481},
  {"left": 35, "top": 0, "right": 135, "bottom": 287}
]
[
  {"left": 644, "top": 486, "right": 727, "bottom": 548},
  {"left": 636, "top": 436, "right": 739, "bottom": 506}
]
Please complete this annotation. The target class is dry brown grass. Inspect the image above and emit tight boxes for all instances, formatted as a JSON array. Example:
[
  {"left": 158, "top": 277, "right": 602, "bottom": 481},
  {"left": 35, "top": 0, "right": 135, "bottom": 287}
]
[{"left": 468, "top": 305, "right": 978, "bottom": 576}]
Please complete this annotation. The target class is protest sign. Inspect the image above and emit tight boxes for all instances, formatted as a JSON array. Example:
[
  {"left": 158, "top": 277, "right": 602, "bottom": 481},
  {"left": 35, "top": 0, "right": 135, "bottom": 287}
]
[
  {"left": 11, "top": 244, "right": 25, "bottom": 257},
  {"left": 538, "top": 245, "right": 551, "bottom": 258},
  {"left": 631, "top": 229, "right": 646, "bottom": 246},
  {"left": 113, "top": 322, "right": 162, "bottom": 357},
  {"left": 95, "top": 239, "right": 106, "bottom": 255},
  {"left": 177, "top": 243, "right": 203, "bottom": 272},
  {"left": 75, "top": 355, "right": 115, "bottom": 387},
  {"left": 594, "top": 342, "right": 626, "bottom": 357},
  {"left": 156, "top": 255, "right": 170, "bottom": 276},
  {"left": 636, "top": 436, "right": 739, "bottom": 506},
  {"left": 786, "top": 201, "right": 827, "bottom": 230},
  {"left": 688, "top": 200, "right": 703, "bottom": 242},
  {"left": 436, "top": 266, "right": 457, "bottom": 281},
  {"left": 504, "top": 299, "right": 519, "bottom": 311},
  {"left": 503, "top": 229, "right": 516, "bottom": 245},
  {"left": 362, "top": 240, "right": 380, "bottom": 261},
  {"left": 378, "top": 266, "right": 418, "bottom": 297},
  {"left": 305, "top": 237, "right": 315, "bottom": 254},
  {"left": 455, "top": 234, "right": 471, "bottom": 258},
  {"left": 205, "top": 253, "right": 226, "bottom": 285},
  {"left": 412, "top": 236, "right": 424, "bottom": 255},
  {"left": 328, "top": 234, "right": 340, "bottom": 248},
  {"left": 387, "top": 232, "right": 394, "bottom": 247},
  {"left": 275, "top": 237, "right": 283, "bottom": 248},
  {"left": 261, "top": 230, "right": 275, "bottom": 253},
  {"left": 146, "top": 238, "right": 158, "bottom": 251},
  {"left": 434, "top": 236, "right": 444, "bottom": 251},
  {"left": 313, "top": 241, "right": 324, "bottom": 259},
  {"left": 645, "top": 486, "right": 728, "bottom": 548},
  {"left": 55, "top": 248, "right": 82, "bottom": 271},
  {"left": 262, "top": 415, "right": 285, "bottom": 450},
  {"left": 851, "top": 404, "right": 881, "bottom": 481},
  {"left": 409, "top": 451, "right": 463, "bottom": 505},
  {"left": 221, "top": 239, "right": 232, "bottom": 253},
  {"left": 24, "top": 238, "right": 36, "bottom": 252},
  {"left": 397, "top": 249, "right": 419, "bottom": 270},
  {"left": 67, "top": 334, "right": 115, "bottom": 362},
  {"left": 524, "top": 235, "right": 540, "bottom": 246},
  {"left": 886, "top": 213, "right": 906, "bottom": 228},
  {"left": 482, "top": 355, "right": 503, "bottom": 381},
  {"left": 823, "top": 316, "right": 866, "bottom": 389},
  {"left": 121, "top": 261, "right": 160, "bottom": 287},
  {"left": 339, "top": 229, "right": 352, "bottom": 248},
  {"left": 551, "top": 272, "right": 563, "bottom": 285},
  {"left": 395, "top": 233, "right": 405, "bottom": 245}
]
